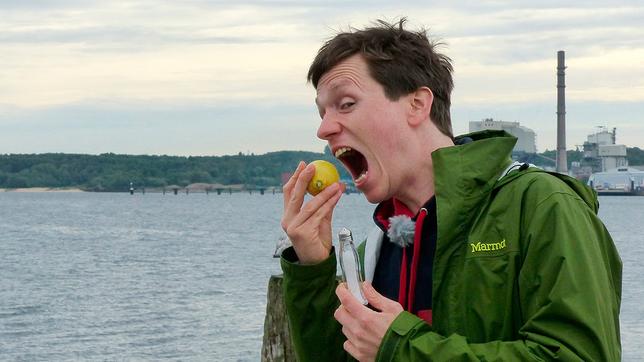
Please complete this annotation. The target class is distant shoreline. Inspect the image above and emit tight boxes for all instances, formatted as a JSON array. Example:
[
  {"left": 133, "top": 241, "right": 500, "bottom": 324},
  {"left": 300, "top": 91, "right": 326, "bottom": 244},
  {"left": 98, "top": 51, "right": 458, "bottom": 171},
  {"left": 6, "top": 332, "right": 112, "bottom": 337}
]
[{"left": 1, "top": 187, "right": 85, "bottom": 193}]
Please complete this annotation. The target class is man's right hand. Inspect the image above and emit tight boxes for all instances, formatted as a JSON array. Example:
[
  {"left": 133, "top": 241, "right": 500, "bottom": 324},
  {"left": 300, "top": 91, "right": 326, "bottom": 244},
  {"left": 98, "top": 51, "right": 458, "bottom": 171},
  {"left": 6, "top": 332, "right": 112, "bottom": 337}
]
[{"left": 281, "top": 161, "right": 344, "bottom": 264}]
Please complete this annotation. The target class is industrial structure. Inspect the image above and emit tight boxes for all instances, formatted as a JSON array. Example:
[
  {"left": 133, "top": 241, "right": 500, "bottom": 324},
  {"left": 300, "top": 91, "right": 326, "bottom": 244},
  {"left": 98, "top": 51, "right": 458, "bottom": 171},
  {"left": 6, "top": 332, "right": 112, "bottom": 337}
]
[
  {"left": 556, "top": 50, "right": 568, "bottom": 174},
  {"left": 469, "top": 118, "right": 537, "bottom": 154},
  {"left": 577, "top": 127, "right": 629, "bottom": 176},
  {"left": 588, "top": 167, "right": 644, "bottom": 195},
  {"left": 468, "top": 51, "right": 641, "bottom": 195}
]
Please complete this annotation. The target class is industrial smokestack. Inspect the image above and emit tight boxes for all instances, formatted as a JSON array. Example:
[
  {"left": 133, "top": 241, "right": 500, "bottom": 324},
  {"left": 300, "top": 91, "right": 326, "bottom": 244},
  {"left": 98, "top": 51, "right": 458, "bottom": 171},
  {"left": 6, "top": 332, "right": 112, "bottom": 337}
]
[{"left": 556, "top": 50, "right": 568, "bottom": 173}]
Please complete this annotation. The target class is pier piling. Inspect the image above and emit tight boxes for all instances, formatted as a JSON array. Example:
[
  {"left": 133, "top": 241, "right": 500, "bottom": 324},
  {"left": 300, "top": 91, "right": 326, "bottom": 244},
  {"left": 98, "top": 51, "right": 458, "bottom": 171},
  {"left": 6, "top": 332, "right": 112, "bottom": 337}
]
[{"left": 261, "top": 275, "right": 295, "bottom": 361}]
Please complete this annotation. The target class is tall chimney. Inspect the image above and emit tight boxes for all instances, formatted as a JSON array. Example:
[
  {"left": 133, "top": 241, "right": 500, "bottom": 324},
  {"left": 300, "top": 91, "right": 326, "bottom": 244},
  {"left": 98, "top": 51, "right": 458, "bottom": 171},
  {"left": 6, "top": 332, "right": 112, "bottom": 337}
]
[{"left": 556, "top": 50, "right": 568, "bottom": 173}]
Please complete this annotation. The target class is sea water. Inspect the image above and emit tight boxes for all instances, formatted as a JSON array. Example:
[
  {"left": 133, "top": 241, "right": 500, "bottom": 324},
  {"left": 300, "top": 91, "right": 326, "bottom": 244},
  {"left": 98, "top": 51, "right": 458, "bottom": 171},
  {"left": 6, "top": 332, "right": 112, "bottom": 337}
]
[{"left": 0, "top": 192, "right": 641, "bottom": 361}]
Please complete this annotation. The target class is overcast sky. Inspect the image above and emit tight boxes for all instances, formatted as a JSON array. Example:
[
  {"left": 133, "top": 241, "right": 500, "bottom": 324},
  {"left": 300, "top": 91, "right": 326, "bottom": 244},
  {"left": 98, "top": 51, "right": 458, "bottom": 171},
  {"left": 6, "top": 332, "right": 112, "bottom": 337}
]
[{"left": 1, "top": 0, "right": 643, "bottom": 156}]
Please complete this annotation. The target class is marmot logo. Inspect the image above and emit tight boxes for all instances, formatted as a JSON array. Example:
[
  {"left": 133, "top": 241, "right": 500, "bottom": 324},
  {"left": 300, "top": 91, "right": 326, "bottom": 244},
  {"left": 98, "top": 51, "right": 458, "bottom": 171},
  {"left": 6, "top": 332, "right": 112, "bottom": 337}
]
[{"left": 470, "top": 239, "right": 507, "bottom": 253}]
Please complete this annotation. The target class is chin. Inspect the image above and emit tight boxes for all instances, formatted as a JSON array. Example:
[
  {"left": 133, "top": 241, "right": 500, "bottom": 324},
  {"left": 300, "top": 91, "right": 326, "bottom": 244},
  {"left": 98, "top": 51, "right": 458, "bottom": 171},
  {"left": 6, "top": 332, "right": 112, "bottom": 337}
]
[{"left": 362, "top": 188, "right": 388, "bottom": 204}]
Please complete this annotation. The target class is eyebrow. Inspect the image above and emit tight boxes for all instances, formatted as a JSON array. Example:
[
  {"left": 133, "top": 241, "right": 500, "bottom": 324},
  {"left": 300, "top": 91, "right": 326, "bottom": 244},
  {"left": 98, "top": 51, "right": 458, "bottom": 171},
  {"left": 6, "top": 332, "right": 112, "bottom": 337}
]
[
  {"left": 328, "top": 79, "right": 353, "bottom": 91},
  {"left": 315, "top": 80, "right": 354, "bottom": 107}
]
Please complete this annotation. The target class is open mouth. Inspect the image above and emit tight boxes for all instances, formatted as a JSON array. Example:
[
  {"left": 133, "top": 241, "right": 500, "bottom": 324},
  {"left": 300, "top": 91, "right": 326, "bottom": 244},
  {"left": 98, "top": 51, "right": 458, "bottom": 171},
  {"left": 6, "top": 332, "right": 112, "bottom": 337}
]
[{"left": 334, "top": 146, "right": 368, "bottom": 184}]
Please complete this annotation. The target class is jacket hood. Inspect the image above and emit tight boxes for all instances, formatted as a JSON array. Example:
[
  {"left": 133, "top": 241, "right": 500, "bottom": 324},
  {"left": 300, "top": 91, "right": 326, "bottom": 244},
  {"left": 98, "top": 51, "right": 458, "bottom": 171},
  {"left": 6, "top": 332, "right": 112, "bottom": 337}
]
[
  {"left": 442, "top": 129, "right": 598, "bottom": 214},
  {"left": 432, "top": 129, "right": 516, "bottom": 212},
  {"left": 495, "top": 166, "right": 600, "bottom": 213},
  {"left": 430, "top": 130, "right": 516, "bottom": 265}
]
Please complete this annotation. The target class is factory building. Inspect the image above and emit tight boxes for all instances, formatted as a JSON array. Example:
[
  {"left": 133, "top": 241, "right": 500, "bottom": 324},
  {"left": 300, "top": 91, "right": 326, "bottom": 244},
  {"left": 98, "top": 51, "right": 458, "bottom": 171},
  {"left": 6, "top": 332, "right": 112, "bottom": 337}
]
[
  {"left": 469, "top": 118, "right": 537, "bottom": 154},
  {"left": 582, "top": 127, "right": 628, "bottom": 173}
]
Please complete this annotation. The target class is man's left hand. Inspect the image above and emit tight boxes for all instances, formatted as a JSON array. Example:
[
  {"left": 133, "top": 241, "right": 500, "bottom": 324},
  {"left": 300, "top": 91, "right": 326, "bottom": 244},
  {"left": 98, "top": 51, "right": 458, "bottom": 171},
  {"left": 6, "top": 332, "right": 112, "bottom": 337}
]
[{"left": 334, "top": 282, "right": 404, "bottom": 362}]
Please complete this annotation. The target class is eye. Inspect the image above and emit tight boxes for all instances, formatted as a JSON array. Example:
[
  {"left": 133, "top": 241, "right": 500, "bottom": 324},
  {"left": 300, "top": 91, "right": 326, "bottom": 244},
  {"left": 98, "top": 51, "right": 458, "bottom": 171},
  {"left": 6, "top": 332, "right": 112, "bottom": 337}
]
[{"left": 339, "top": 100, "right": 355, "bottom": 111}]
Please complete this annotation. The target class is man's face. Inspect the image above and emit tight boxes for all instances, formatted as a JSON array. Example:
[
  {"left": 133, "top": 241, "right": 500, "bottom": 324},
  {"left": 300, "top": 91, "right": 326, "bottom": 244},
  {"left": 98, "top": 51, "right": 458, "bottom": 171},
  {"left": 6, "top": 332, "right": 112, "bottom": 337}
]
[{"left": 315, "top": 54, "right": 412, "bottom": 203}]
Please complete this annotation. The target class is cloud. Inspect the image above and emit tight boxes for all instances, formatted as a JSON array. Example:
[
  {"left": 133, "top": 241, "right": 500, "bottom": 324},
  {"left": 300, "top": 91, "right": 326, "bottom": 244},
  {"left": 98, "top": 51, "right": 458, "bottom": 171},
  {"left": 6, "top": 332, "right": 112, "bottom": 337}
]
[
  {"left": 1, "top": 0, "right": 643, "bottom": 154},
  {"left": 0, "top": 100, "right": 325, "bottom": 155}
]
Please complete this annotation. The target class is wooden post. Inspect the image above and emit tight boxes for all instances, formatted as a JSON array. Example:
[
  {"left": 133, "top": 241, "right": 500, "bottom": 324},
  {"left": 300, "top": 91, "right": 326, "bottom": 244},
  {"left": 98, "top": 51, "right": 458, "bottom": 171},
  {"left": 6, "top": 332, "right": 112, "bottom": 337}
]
[{"left": 261, "top": 275, "right": 295, "bottom": 362}]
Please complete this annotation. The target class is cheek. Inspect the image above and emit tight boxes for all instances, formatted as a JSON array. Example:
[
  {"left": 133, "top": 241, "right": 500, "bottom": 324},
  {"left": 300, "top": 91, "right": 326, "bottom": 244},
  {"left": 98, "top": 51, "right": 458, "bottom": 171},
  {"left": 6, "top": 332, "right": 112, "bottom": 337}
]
[
  {"left": 372, "top": 114, "right": 405, "bottom": 151},
  {"left": 359, "top": 102, "right": 407, "bottom": 165}
]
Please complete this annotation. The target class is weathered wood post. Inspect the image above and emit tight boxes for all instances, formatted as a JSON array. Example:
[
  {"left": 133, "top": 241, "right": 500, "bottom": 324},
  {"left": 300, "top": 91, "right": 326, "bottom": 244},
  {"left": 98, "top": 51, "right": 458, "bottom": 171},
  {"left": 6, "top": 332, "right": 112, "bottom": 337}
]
[{"left": 261, "top": 275, "right": 295, "bottom": 362}]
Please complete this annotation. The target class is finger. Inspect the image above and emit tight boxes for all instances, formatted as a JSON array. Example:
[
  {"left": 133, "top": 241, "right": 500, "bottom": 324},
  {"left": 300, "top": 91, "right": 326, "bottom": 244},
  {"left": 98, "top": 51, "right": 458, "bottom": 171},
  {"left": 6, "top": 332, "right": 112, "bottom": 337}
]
[
  {"left": 283, "top": 164, "right": 315, "bottom": 221},
  {"left": 334, "top": 304, "right": 350, "bottom": 326},
  {"left": 341, "top": 325, "right": 354, "bottom": 340},
  {"left": 362, "top": 282, "right": 386, "bottom": 311},
  {"left": 363, "top": 282, "right": 402, "bottom": 314},
  {"left": 289, "top": 182, "right": 340, "bottom": 228},
  {"left": 343, "top": 340, "right": 361, "bottom": 361},
  {"left": 282, "top": 161, "right": 306, "bottom": 210},
  {"left": 322, "top": 183, "right": 344, "bottom": 224},
  {"left": 307, "top": 183, "right": 343, "bottom": 224},
  {"left": 336, "top": 281, "right": 370, "bottom": 317}
]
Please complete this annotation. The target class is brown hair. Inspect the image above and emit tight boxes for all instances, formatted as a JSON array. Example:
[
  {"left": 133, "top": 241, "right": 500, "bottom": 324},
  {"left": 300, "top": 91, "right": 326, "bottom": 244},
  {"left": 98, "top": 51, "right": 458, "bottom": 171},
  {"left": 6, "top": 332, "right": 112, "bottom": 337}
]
[{"left": 308, "top": 18, "right": 454, "bottom": 138}]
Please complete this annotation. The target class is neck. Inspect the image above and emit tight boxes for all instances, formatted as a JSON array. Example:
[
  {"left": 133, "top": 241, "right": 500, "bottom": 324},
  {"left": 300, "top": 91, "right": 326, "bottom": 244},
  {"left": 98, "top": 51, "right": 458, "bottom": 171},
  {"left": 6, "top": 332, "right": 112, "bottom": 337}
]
[
  {"left": 396, "top": 172, "right": 435, "bottom": 215},
  {"left": 396, "top": 128, "right": 454, "bottom": 214}
]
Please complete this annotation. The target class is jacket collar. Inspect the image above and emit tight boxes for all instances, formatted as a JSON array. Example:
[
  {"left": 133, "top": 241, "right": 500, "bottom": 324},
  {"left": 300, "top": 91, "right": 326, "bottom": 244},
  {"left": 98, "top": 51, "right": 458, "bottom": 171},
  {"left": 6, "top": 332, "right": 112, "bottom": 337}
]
[
  {"left": 373, "top": 198, "right": 416, "bottom": 231},
  {"left": 364, "top": 130, "right": 518, "bottom": 282},
  {"left": 431, "top": 130, "right": 516, "bottom": 275}
]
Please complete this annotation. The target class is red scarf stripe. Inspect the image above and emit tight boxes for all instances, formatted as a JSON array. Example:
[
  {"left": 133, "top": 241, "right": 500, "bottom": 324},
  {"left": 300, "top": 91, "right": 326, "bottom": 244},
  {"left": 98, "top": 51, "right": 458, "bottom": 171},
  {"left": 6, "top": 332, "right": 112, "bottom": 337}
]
[
  {"left": 407, "top": 208, "right": 427, "bottom": 312},
  {"left": 398, "top": 248, "right": 408, "bottom": 307}
]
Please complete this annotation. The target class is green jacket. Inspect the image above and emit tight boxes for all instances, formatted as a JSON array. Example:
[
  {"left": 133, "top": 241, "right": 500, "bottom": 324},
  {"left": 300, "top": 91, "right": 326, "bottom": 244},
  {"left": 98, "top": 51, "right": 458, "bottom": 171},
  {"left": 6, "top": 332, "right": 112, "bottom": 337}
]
[{"left": 280, "top": 130, "right": 622, "bottom": 361}]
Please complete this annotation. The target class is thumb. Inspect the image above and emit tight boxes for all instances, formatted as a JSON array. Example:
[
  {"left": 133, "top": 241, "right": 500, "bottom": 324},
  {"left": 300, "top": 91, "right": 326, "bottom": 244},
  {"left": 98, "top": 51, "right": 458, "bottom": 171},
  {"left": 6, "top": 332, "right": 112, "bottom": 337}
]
[{"left": 363, "top": 281, "right": 400, "bottom": 312}]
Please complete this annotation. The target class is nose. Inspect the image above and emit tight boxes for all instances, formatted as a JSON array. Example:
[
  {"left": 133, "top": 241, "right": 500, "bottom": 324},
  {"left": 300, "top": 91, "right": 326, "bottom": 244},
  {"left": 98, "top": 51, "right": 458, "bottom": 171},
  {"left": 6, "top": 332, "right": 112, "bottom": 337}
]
[{"left": 316, "top": 113, "right": 342, "bottom": 141}]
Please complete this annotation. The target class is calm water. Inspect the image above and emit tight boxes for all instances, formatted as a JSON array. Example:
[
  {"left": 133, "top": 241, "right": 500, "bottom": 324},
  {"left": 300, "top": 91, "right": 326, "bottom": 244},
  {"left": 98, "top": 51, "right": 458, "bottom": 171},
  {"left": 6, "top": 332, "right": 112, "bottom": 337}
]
[{"left": 0, "top": 192, "right": 641, "bottom": 361}]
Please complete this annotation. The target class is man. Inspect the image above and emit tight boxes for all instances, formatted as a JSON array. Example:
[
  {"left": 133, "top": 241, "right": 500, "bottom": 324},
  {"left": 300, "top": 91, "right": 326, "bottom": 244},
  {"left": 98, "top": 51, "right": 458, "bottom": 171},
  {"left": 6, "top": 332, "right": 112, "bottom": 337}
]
[{"left": 280, "top": 19, "right": 621, "bottom": 361}]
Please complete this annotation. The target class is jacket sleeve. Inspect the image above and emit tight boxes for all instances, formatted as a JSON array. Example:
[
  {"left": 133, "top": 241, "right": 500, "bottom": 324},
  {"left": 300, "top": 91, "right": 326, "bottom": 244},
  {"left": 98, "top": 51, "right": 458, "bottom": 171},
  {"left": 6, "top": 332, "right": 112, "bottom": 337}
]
[
  {"left": 280, "top": 246, "right": 355, "bottom": 362},
  {"left": 376, "top": 192, "right": 622, "bottom": 361}
]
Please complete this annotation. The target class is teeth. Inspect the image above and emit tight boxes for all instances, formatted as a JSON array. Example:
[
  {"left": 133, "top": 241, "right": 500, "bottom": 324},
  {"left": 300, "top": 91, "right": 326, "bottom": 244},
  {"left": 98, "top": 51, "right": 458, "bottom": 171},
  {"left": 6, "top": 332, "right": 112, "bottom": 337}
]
[
  {"left": 355, "top": 171, "right": 368, "bottom": 183},
  {"left": 334, "top": 147, "right": 352, "bottom": 158}
]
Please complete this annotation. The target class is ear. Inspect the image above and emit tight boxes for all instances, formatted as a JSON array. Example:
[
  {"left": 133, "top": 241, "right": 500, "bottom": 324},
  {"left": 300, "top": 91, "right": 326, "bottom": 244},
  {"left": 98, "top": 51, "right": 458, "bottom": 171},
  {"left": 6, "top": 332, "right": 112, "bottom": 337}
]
[{"left": 407, "top": 87, "right": 433, "bottom": 127}]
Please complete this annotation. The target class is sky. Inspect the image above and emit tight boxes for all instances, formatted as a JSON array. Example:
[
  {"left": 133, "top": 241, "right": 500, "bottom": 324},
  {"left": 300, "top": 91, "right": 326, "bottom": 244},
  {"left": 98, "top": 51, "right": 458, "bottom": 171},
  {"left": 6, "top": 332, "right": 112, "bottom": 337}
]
[{"left": 1, "top": 0, "right": 643, "bottom": 156}]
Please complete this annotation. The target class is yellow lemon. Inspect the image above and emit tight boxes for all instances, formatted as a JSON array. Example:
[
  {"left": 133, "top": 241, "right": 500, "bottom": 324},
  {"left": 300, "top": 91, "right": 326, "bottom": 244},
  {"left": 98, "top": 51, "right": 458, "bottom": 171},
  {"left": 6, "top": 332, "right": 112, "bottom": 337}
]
[{"left": 307, "top": 160, "right": 340, "bottom": 196}]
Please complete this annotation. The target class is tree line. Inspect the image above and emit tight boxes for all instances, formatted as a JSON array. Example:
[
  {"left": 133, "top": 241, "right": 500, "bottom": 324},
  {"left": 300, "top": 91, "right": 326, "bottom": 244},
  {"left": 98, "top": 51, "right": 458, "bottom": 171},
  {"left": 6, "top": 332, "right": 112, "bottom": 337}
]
[
  {"left": 0, "top": 151, "right": 347, "bottom": 192},
  {"left": 1, "top": 147, "right": 643, "bottom": 192}
]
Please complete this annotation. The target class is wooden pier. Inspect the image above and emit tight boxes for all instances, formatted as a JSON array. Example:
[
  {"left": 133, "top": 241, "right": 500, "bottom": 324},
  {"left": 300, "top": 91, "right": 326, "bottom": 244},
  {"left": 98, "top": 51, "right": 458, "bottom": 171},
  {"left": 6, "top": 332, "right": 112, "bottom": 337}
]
[
  {"left": 128, "top": 183, "right": 282, "bottom": 195},
  {"left": 261, "top": 275, "right": 295, "bottom": 362}
]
